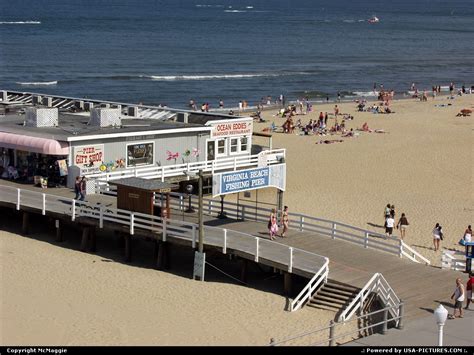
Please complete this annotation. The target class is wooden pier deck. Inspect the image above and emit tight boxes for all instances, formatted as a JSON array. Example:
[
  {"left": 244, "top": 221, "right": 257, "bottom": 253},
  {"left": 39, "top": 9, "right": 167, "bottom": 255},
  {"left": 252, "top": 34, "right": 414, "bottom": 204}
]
[{"left": 0, "top": 180, "right": 465, "bottom": 322}]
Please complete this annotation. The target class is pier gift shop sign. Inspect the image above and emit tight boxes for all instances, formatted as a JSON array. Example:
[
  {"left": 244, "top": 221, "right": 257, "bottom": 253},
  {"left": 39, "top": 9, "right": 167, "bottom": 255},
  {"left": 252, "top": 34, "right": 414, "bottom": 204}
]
[
  {"left": 73, "top": 144, "right": 104, "bottom": 174},
  {"left": 212, "top": 164, "right": 286, "bottom": 197}
]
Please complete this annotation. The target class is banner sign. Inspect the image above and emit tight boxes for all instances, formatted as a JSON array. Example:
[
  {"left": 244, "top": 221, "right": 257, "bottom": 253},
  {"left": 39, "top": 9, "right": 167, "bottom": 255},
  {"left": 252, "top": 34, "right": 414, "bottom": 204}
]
[
  {"left": 210, "top": 120, "right": 252, "bottom": 138},
  {"left": 212, "top": 164, "right": 286, "bottom": 196},
  {"left": 73, "top": 144, "right": 104, "bottom": 174},
  {"left": 57, "top": 159, "right": 68, "bottom": 176}
]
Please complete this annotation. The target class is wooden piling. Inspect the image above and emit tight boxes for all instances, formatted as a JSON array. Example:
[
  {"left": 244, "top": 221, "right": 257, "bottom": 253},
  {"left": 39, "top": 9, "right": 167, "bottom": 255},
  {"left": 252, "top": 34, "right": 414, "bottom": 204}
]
[
  {"left": 55, "top": 219, "right": 63, "bottom": 242},
  {"left": 89, "top": 228, "right": 97, "bottom": 252},
  {"left": 22, "top": 211, "right": 29, "bottom": 235},
  {"left": 240, "top": 258, "right": 248, "bottom": 283},
  {"left": 124, "top": 234, "right": 132, "bottom": 262},
  {"left": 156, "top": 241, "right": 165, "bottom": 270},
  {"left": 80, "top": 227, "right": 90, "bottom": 251},
  {"left": 283, "top": 272, "right": 293, "bottom": 296}
]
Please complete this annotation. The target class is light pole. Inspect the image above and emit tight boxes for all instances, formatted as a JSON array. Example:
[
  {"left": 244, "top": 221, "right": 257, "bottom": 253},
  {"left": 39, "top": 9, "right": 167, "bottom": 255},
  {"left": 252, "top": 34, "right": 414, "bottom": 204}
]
[
  {"left": 434, "top": 304, "right": 448, "bottom": 346},
  {"left": 198, "top": 169, "right": 204, "bottom": 253}
]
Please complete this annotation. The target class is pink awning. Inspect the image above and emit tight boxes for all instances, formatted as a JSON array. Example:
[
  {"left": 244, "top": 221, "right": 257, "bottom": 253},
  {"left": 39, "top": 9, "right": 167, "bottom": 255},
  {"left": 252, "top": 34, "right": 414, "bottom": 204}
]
[{"left": 0, "top": 132, "right": 69, "bottom": 155}]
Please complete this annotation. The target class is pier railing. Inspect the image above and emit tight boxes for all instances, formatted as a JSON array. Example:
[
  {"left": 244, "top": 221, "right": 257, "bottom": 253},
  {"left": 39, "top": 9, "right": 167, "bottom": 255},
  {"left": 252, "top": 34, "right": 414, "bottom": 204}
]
[
  {"left": 338, "top": 273, "right": 400, "bottom": 323},
  {"left": 441, "top": 249, "right": 466, "bottom": 271},
  {"left": 0, "top": 185, "right": 327, "bottom": 280},
  {"left": 269, "top": 302, "right": 404, "bottom": 346},
  {"left": 89, "top": 149, "right": 285, "bottom": 188},
  {"left": 290, "top": 258, "right": 329, "bottom": 312},
  {"left": 144, "top": 192, "right": 430, "bottom": 265}
]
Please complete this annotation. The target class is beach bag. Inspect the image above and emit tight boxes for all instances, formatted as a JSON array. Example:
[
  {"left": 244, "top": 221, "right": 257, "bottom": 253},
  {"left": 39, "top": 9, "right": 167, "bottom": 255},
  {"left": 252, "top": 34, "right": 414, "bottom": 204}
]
[{"left": 439, "top": 231, "right": 444, "bottom": 240}]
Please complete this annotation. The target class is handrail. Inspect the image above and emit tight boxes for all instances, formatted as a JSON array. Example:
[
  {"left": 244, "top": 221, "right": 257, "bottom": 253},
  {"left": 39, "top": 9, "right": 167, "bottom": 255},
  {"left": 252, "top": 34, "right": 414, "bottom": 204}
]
[
  {"left": 0, "top": 184, "right": 328, "bottom": 285},
  {"left": 441, "top": 249, "right": 466, "bottom": 271},
  {"left": 338, "top": 273, "right": 400, "bottom": 323},
  {"left": 87, "top": 148, "right": 286, "bottom": 181},
  {"left": 271, "top": 302, "right": 403, "bottom": 346},
  {"left": 290, "top": 258, "right": 329, "bottom": 312},
  {"left": 153, "top": 192, "right": 429, "bottom": 265}
]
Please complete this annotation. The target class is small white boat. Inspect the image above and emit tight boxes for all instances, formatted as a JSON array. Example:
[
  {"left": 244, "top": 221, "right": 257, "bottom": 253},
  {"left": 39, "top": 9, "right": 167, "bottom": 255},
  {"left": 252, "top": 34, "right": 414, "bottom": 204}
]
[{"left": 368, "top": 16, "right": 379, "bottom": 23}]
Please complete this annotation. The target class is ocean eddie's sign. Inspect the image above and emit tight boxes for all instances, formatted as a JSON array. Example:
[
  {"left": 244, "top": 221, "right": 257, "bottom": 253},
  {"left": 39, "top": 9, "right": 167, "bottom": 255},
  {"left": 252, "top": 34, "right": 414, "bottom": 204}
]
[
  {"left": 210, "top": 119, "right": 252, "bottom": 138},
  {"left": 73, "top": 144, "right": 104, "bottom": 174},
  {"left": 212, "top": 165, "right": 286, "bottom": 196}
]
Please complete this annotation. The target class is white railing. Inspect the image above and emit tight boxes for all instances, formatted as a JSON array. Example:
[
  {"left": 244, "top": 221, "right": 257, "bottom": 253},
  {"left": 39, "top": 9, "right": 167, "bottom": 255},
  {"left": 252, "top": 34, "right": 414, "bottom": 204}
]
[
  {"left": 89, "top": 148, "right": 286, "bottom": 189},
  {"left": 150, "top": 193, "right": 430, "bottom": 265},
  {"left": 441, "top": 249, "right": 466, "bottom": 271},
  {"left": 338, "top": 273, "right": 400, "bottom": 323},
  {"left": 400, "top": 241, "right": 431, "bottom": 265},
  {"left": 0, "top": 184, "right": 329, "bottom": 281},
  {"left": 290, "top": 258, "right": 329, "bottom": 312}
]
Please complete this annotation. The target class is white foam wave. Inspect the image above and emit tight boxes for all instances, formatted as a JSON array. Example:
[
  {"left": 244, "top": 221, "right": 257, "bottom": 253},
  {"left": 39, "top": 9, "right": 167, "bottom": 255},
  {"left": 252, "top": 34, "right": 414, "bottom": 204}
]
[
  {"left": 353, "top": 91, "right": 379, "bottom": 97},
  {"left": 195, "top": 4, "right": 224, "bottom": 8},
  {"left": 145, "top": 72, "right": 310, "bottom": 81},
  {"left": 246, "top": 6, "right": 254, "bottom": 9},
  {"left": 17, "top": 81, "right": 58, "bottom": 86},
  {"left": 0, "top": 21, "right": 41, "bottom": 25},
  {"left": 343, "top": 19, "right": 355, "bottom": 23},
  {"left": 224, "top": 10, "right": 247, "bottom": 13}
]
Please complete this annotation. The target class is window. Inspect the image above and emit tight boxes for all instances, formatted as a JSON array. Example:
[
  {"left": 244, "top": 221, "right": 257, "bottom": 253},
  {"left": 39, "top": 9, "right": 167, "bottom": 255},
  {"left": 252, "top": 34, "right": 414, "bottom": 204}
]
[
  {"left": 217, "top": 139, "right": 226, "bottom": 155},
  {"left": 230, "top": 138, "right": 239, "bottom": 153},
  {"left": 240, "top": 137, "right": 248, "bottom": 152},
  {"left": 126, "top": 142, "right": 154, "bottom": 167}
]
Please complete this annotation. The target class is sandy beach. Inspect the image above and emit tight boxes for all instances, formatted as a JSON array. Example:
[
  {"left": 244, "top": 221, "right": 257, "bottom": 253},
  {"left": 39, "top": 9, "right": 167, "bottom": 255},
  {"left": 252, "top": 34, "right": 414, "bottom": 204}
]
[
  {"left": 251, "top": 94, "right": 473, "bottom": 265},
  {"left": 0, "top": 93, "right": 472, "bottom": 346}
]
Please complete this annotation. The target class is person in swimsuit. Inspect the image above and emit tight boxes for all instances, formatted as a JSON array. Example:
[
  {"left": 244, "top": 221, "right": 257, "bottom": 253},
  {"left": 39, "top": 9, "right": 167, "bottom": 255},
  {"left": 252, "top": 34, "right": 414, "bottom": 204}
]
[{"left": 281, "top": 206, "right": 289, "bottom": 238}]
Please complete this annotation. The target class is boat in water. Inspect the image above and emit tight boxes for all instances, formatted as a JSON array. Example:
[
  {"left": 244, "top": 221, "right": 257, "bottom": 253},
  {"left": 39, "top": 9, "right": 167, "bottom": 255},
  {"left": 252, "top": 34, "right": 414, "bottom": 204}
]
[{"left": 368, "top": 16, "right": 379, "bottom": 23}]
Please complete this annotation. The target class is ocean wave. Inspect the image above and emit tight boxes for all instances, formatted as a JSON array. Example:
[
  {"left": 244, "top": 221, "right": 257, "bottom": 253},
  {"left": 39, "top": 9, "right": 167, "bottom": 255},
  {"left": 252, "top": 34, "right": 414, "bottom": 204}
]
[
  {"left": 224, "top": 10, "right": 247, "bottom": 13},
  {"left": 195, "top": 4, "right": 224, "bottom": 7},
  {"left": 145, "top": 72, "right": 310, "bottom": 81},
  {"left": 246, "top": 6, "right": 254, "bottom": 9},
  {"left": 17, "top": 81, "right": 58, "bottom": 86},
  {"left": 353, "top": 91, "right": 379, "bottom": 97},
  {"left": 0, "top": 21, "right": 41, "bottom": 25}
]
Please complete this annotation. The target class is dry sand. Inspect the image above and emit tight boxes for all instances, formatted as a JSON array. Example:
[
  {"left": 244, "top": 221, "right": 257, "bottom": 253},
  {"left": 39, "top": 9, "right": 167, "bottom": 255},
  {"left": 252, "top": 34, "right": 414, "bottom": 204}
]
[
  {"left": 1, "top": 94, "right": 472, "bottom": 345},
  {"left": 0, "top": 228, "right": 337, "bottom": 346},
  {"left": 251, "top": 94, "right": 473, "bottom": 265}
]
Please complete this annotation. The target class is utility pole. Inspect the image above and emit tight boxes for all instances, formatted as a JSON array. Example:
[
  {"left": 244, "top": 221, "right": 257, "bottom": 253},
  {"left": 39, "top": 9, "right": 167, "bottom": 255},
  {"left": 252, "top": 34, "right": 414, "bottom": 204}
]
[{"left": 198, "top": 169, "right": 204, "bottom": 253}]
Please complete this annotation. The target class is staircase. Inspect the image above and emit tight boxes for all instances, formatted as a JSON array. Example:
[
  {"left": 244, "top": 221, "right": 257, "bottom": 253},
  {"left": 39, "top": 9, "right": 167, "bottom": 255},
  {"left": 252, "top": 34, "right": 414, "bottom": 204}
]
[{"left": 307, "top": 279, "right": 361, "bottom": 312}]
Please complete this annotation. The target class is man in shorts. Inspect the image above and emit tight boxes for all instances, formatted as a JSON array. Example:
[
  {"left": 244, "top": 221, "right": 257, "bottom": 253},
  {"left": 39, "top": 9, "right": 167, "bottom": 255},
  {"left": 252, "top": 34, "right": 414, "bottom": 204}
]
[{"left": 449, "top": 278, "right": 465, "bottom": 319}]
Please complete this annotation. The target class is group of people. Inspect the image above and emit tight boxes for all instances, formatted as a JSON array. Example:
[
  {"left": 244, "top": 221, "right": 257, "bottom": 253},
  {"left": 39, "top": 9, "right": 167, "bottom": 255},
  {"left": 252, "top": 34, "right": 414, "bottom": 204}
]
[
  {"left": 268, "top": 206, "right": 289, "bottom": 240},
  {"left": 384, "top": 204, "right": 410, "bottom": 239}
]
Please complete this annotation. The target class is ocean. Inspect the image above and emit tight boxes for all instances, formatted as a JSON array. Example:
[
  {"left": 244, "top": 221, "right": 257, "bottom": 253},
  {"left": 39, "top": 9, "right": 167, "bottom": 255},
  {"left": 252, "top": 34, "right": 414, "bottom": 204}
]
[{"left": 0, "top": 0, "right": 473, "bottom": 108}]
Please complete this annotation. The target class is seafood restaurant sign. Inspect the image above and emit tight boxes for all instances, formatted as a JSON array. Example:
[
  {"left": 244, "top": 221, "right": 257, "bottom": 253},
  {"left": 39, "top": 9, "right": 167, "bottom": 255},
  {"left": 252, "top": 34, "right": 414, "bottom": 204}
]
[
  {"left": 210, "top": 120, "right": 252, "bottom": 138},
  {"left": 212, "top": 165, "right": 286, "bottom": 196}
]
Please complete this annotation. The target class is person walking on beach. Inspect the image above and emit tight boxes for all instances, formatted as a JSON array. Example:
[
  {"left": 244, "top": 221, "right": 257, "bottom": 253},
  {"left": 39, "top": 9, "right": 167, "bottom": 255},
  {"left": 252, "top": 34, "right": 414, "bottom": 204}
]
[
  {"left": 465, "top": 272, "right": 473, "bottom": 310},
  {"left": 390, "top": 204, "right": 396, "bottom": 218},
  {"left": 396, "top": 213, "right": 409, "bottom": 240},
  {"left": 432, "top": 223, "right": 443, "bottom": 251},
  {"left": 449, "top": 278, "right": 465, "bottom": 319},
  {"left": 384, "top": 204, "right": 391, "bottom": 223},
  {"left": 268, "top": 208, "right": 278, "bottom": 241},
  {"left": 334, "top": 105, "right": 339, "bottom": 116},
  {"left": 281, "top": 206, "right": 289, "bottom": 238},
  {"left": 219, "top": 99, "right": 224, "bottom": 108},
  {"left": 385, "top": 214, "right": 395, "bottom": 237},
  {"left": 74, "top": 176, "right": 81, "bottom": 200}
]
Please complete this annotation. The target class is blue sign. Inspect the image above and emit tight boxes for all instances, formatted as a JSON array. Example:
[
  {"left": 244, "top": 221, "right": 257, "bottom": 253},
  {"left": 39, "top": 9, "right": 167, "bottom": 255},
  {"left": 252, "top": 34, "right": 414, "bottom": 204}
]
[{"left": 221, "top": 167, "right": 270, "bottom": 194}]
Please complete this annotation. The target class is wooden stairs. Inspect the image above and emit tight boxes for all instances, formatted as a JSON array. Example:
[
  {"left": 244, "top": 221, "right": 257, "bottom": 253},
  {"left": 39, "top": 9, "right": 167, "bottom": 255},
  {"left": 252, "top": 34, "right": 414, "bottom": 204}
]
[{"left": 307, "top": 279, "right": 361, "bottom": 312}]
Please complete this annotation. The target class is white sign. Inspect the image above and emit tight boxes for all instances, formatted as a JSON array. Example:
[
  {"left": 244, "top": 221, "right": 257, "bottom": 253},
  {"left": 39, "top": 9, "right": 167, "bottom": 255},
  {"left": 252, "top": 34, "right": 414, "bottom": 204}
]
[
  {"left": 74, "top": 144, "right": 104, "bottom": 174},
  {"left": 212, "top": 164, "right": 286, "bottom": 197},
  {"left": 210, "top": 120, "right": 252, "bottom": 138},
  {"left": 193, "top": 251, "right": 206, "bottom": 281}
]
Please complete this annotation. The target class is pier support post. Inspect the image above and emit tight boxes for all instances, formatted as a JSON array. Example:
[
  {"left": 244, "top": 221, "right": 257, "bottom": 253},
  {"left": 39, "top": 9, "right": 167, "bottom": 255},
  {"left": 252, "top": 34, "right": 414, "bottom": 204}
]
[
  {"left": 22, "top": 212, "right": 29, "bottom": 235},
  {"left": 89, "top": 228, "right": 97, "bottom": 252},
  {"left": 283, "top": 272, "right": 293, "bottom": 296},
  {"left": 156, "top": 241, "right": 170, "bottom": 270},
  {"left": 124, "top": 234, "right": 132, "bottom": 262},
  {"left": 80, "top": 227, "right": 90, "bottom": 252},
  {"left": 55, "top": 220, "right": 63, "bottom": 242},
  {"left": 240, "top": 259, "right": 248, "bottom": 283},
  {"left": 116, "top": 230, "right": 125, "bottom": 248}
]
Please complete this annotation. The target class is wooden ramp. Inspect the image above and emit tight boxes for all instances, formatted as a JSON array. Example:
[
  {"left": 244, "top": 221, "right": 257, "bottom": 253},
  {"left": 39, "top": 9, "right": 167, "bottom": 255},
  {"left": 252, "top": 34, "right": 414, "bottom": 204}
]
[{"left": 200, "top": 218, "right": 464, "bottom": 321}]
